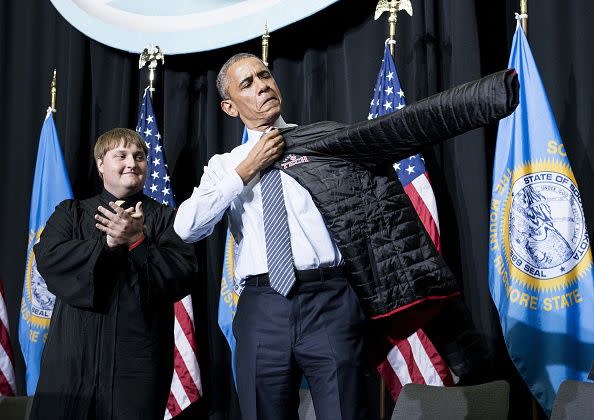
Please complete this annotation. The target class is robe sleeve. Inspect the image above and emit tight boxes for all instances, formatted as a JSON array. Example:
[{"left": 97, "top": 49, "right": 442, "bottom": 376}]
[
  {"left": 34, "top": 199, "right": 123, "bottom": 310},
  {"left": 127, "top": 205, "right": 198, "bottom": 304}
]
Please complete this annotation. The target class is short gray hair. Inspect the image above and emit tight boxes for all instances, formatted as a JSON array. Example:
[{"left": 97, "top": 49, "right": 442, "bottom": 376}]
[{"left": 216, "top": 53, "right": 263, "bottom": 100}]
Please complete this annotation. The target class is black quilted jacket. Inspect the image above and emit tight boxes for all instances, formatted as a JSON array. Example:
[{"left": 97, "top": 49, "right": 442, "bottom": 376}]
[{"left": 274, "top": 69, "right": 519, "bottom": 319}]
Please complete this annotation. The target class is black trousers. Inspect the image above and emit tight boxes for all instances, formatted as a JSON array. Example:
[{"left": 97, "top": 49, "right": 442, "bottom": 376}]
[{"left": 233, "top": 268, "right": 367, "bottom": 420}]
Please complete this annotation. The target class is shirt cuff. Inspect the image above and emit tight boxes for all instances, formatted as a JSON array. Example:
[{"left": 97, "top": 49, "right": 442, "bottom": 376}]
[{"left": 128, "top": 233, "right": 145, "bottom": 251}]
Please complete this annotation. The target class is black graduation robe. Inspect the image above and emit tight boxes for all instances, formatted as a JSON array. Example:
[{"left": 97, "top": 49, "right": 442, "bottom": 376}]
[{"left": 30, "top": 190, "right": 198, "bottom": 420}]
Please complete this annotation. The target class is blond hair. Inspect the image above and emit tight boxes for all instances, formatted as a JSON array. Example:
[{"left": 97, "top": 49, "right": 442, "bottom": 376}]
[{"left": 94, "top": 128, "right": 148, "bottom": 161}]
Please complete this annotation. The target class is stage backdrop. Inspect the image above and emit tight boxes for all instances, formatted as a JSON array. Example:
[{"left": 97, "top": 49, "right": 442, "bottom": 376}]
[{"left": 0, "top": 0, "right": 592, "bottom": 418}]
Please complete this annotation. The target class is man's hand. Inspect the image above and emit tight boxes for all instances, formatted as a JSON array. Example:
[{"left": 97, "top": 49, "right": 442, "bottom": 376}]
[
  {"left": 95, "top": 201, "right": 144, "bottom": 248},
  {"left": 235, "top": 128, "right": 284, "bottom": 184}
]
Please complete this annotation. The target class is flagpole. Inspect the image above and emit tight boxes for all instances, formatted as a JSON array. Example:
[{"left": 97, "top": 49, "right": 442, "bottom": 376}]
[
  {"left": 50, "top": 70, "right": 57, "bottom": 113},
  {"left": 517, "top": 6, "right": 541, "bottom": 418},
  {"left": 520, "top": 0, "right": 528, "bottom": 35},
  {"left": 525, "top": 6, "right": 534, "bottom": 417},
  {"left": 373, "top": 2, "right": 413, "bottom": 418},
  {"left": 262, "top": 21, "right": 270, "bottom": 67},
  {"left": 379, "top": 377, "right": 386, "bottom": 420},
  {"left": 518, "top": 5, "right": 537, "bottom": 419},
  {"left": 381, "top": 7, "right": 397, "bottom": 414},
  {"left": 381, "top": 3, "right": 394, "bottom": 417},
  {"left": 388, "top": 1, "right": 398, "bottom": 57}
]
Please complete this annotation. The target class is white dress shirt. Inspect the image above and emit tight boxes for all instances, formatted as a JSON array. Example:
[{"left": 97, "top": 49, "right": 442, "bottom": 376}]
[{"left": 174, "top": 116, "right": 342, "bottom": 290}]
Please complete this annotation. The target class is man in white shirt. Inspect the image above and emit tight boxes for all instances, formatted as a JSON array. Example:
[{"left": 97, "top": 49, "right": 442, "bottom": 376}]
[{"left": 174, "top": 53, "right": 367, "bottom": 420}]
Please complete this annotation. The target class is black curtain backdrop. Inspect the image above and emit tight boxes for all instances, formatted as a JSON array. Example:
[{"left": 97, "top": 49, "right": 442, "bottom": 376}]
[{"left": 1, "top": 0, "right": 592, "bottom": 419}]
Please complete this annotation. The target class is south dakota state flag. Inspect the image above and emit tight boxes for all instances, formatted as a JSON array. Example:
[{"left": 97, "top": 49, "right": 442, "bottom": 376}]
[
  {"left": 19, "top": 109, "right": 73, "bottom": 395},
  {"left": 217, "top": 128, "right": 248, "bottom": 384},
  {"left": 489, "top": 25, "right": 594, "bottom": 414}
]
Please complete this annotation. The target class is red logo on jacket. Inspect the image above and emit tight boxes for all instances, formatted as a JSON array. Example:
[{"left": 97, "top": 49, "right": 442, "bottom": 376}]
[{"left": 281, "top": 154, "right": 309, "bottom": 169}]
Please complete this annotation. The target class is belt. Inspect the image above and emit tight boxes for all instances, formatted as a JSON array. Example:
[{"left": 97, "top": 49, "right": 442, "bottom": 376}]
[{"left": 244, "top": 265, "right": 346, "bottom": 287}]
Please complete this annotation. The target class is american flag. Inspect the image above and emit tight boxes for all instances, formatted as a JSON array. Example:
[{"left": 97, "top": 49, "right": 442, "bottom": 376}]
[
  {"left": 369, "top": 43, "right": 456, "bottom": 399},
  {"left": 0, "top": 276, "right": 16, "bottom": 396},
  {"left": 136, "top": 88, "right": 203, "bottom": 418}
]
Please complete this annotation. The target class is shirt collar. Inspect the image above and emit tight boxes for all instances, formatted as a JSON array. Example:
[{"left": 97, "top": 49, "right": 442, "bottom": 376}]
[{"left": 245, "top": 116, "right": 289, "bottom": 144}]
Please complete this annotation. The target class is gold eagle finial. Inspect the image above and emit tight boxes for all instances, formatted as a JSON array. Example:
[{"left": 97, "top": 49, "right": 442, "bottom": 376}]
[{"left": 374, "top": 0, "right": 413, "bottom": 21}]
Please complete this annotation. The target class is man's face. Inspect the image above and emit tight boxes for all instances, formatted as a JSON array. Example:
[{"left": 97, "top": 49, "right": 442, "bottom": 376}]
[
  {"left": 97, "top": 141, "right": 147, "bottom": 198},
  {"left": 220, "top": 57, "right": 282, "bottom": 130}
]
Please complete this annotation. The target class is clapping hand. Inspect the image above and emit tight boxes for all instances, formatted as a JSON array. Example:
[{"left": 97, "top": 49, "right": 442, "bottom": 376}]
[{"left": 95, "top": 201, "right": 144, "bottom": 248}]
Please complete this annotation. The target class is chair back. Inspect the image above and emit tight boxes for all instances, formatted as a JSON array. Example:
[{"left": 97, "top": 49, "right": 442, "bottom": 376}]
[
  {"left": 550, "top": 380, "right": 594, "bottom": 420},
  {"left": 392, "top": 380, "right": 510, "bottom": 420},
  {"left": 0, "top": 396, "right": 33, "bottom": 420}
]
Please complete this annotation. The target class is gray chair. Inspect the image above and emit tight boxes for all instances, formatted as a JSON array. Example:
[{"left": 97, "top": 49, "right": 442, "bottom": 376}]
[
  {"left": 391, "top": 380, "right": 510, "bottom": 420},
  {"left": 550, "top": 380, "right": 594, "bottom": 420},
  {"left": 0, "top": 396, "right": 33, "bottom": 420}
]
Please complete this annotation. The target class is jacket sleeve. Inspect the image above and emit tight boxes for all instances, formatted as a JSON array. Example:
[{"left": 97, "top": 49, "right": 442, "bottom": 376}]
[{"left": 303, "top": 69, "right": 519, "bottom": 165}]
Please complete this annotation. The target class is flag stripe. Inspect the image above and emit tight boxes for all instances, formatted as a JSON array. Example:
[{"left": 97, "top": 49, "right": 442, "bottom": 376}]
[
  {"left": 0, "top": 278, "right": 16, "bottom": 396},
  {"left": 0, "top": 325, "right": 11, "bottom": 362},
  {"left": 382, "top": 330, "right": 455, "bottom": 399},
  {"left": 386, "top": 343, "right": 413, "bottom": 384},
  {"left": 137, "top": 87, "right": 202, "bottom": 417},
  {"left": 165, "top": 382, "right": 183, "bottom": 419},
  {"left": 377, "top": 358, "right": 403, "bottom": 400},
  {"left": 407, "top": 332, "right": 443, "bottom": 386},
  {"left": 416, "top": 329, "right": 455, "bottom": 386},
  {"left": 172, "top": 346, "right": 201, "bottom": 406},
  {"left": 370, "top": 43, "right": 454, "bottom": 401},
  {"left": 397, "top": 337, "right": 426, "bottom": 385},
  {"left": 0, "top": 296, "right": 9, "bottom": 329},
  {"left": 410, "top": 173, "right": 440, "bottom": 233},
  {"left": 0, "top": 336, "right": 15, "bottom": 384},
  {"left": 0, "top": 301, "right": 14, "bottom": 364},
  {"left": 174, "top": 299, "right": 198, "bottom": 354},
  {"left": 0, "top": 369, "right": 15, "bottom": 397},
  {"left": 403, "top": 182, "right": 441, "bottom": 253},
  {"left": 180, "top": 295, "right": 195, "bottom": 323},
  {"left": 173, "top": 316, "right": 202, "bottom": 396}
]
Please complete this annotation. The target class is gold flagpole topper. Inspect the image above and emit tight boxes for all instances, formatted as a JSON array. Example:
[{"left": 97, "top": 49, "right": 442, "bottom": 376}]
[
  {"left": 139, "top": 45, "right": 165, "bottom": 97},
  {"left": 375, "top": 0, "right": 413, "bottom": 57}
]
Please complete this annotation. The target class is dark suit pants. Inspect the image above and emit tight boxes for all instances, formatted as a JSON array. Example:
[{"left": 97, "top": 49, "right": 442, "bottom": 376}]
[{"left": 233, "top": 268, "right": 367, "bottom": 420}]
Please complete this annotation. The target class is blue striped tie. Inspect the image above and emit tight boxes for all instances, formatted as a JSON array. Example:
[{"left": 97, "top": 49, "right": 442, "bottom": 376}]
[{"left": 260, "top": 167, "right": 296, "bottom": 296}]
